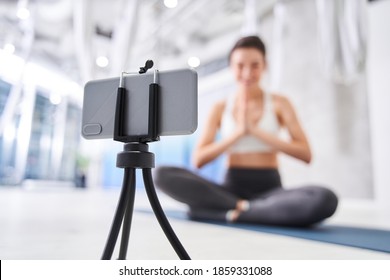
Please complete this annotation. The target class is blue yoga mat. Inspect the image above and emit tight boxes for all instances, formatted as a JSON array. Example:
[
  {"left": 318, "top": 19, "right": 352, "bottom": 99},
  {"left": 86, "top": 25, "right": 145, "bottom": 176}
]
[{"left": 137, "top": 209, "right": 390, "bottom": 254}]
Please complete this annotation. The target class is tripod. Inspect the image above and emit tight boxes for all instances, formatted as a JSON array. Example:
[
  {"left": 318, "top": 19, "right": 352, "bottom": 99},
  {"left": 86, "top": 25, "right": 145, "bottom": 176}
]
[{"left": 101, "top": 67, "right": 191, "bottom": 260}]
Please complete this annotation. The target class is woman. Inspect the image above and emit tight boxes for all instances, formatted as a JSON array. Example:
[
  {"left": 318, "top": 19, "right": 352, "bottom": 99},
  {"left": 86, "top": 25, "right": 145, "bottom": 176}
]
[{"left": 155, "top": 35, "right": 338, "bottom": 227}]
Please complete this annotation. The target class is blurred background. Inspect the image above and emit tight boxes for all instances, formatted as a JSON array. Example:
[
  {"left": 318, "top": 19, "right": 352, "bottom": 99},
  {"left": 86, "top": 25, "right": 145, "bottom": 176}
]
[{"left": 0, "top": 0, "right": 389, "bottom": 211}]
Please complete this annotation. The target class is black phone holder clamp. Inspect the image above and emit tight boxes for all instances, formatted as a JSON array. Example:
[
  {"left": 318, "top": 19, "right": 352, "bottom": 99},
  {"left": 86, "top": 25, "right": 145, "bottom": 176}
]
[
  {"left": 101, "top": 60, "right": 191, "bottom": 260},
  {"left": 114, "top": 64, "right": 159, "bottom": 144}
]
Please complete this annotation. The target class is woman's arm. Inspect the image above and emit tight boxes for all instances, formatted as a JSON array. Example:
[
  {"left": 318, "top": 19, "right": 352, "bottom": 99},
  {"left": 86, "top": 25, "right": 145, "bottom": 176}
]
[
  {"left": 249, "top": 95, "right": 312, "bottom": 164},
  {"left": 192, "top": 101, "right": 244, "bottom": 169}
]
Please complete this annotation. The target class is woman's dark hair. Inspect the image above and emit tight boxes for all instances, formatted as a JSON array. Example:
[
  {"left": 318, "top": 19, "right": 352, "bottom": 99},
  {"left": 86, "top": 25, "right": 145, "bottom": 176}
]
[{"left": 228, "top": 35, "right": 266, "bottom": 62}]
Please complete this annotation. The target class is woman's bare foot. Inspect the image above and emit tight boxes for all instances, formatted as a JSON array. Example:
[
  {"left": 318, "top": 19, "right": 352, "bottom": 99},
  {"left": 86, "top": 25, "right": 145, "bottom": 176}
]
[
  {"left": 227, "top": 200, "right": 250, "bottom": 222},
  {"left": 236, "top": 200, "right": 250, "bottom": 211}
]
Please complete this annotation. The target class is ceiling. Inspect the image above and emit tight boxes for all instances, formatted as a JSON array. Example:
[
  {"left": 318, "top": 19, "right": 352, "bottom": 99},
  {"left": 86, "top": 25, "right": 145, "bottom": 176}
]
[{"left": 0, "top": 0, "right": 277, "bottom": 84}]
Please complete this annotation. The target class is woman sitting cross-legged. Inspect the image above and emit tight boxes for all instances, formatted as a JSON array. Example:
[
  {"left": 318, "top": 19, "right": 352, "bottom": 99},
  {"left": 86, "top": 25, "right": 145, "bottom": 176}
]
[{"left": 154, "top": 35, "right": 338, "bottom": 227}]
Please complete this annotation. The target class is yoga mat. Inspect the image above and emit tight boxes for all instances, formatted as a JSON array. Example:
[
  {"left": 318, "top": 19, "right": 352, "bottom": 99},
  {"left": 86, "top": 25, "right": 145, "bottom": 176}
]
[{"left": 137, "top": 209, "right": 390, "bottom": 254}]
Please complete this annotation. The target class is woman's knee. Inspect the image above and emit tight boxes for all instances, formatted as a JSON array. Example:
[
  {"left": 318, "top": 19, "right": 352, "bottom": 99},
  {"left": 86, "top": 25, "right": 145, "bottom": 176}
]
[
  {"left": 154, "top": 166, "right": 178, "bottom": 185},
  {"left": 319, "top": 187, "right": 338, "bottom": 217},
  {"left": 307, "top": 186, "right": 338, "bottom": 219},
  {"left": 153, "top": 165, "right": 190, "bottom": 188}
]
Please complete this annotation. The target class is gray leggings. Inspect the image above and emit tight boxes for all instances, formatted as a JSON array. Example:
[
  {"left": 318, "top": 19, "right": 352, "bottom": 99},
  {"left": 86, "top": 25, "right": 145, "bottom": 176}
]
[{"left": 154, "top": 166, "right": 338, "bottom": 227}]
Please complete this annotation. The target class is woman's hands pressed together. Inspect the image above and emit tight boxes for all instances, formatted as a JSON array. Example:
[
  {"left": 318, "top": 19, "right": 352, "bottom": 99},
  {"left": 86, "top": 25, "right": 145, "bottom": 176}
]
[{"left": 234, "top": 92, "right": 263, "bottom": 138}]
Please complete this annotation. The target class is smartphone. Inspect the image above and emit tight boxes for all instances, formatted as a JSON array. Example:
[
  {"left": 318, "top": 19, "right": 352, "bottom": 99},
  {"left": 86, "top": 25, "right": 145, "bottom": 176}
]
[{"left": 81, "top": 68, "right": 198, "bottom": 139}]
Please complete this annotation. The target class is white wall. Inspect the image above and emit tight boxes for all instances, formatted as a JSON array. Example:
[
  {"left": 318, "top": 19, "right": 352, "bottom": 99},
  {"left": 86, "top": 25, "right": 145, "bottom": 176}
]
[{"left": 367, "top": 0, "right": 390, "bottom": 212}]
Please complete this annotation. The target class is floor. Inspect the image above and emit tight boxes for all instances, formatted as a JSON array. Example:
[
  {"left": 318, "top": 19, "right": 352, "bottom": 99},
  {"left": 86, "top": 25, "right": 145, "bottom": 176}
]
[{"left": 0, "top": 185, "right": 389, "bottom": 260}]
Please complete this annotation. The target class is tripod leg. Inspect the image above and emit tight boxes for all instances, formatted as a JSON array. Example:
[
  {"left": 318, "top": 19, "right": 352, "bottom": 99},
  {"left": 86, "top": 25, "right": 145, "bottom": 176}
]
[
  {"left": 118, "top": 168, "right": 136, "bottom": 260},
  {"left": 101, "top": 168, "right": 133, "bottom": 260},
  {"left": 142, "top": 168, "right": 191, "bottom": 260}
]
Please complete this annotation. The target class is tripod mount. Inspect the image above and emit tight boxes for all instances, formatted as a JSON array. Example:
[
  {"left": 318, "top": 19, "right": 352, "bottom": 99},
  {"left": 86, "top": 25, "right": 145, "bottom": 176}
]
[{"left": 101, "top": 62, "right": 190, "bottom": 260}]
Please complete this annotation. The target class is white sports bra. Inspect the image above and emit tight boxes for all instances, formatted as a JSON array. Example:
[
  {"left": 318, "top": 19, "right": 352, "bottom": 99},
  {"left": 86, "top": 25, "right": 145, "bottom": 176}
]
[{"left": 220, "top": 92, "right": 280, "bottom": 153}]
